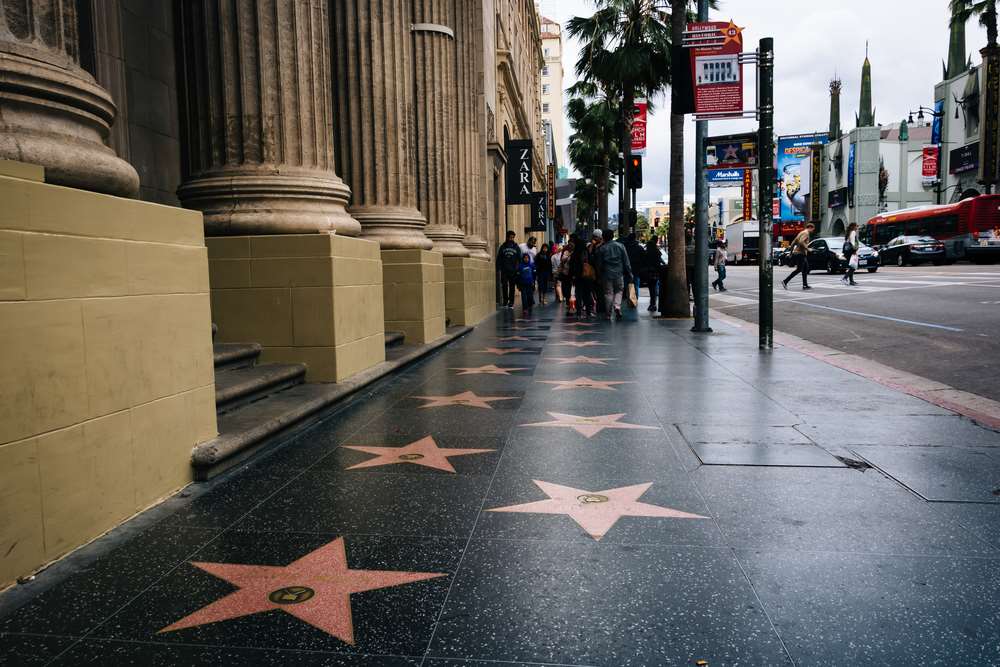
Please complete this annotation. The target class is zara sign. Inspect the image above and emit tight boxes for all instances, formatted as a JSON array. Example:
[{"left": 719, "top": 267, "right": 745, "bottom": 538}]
[{"left": 505, "top": 138, "right": 533, "bottom": 205}]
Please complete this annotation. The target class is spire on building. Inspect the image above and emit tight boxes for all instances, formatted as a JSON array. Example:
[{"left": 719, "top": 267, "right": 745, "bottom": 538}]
[
  {"left": 829, "top": 77, "right": 842, "bottom": 141},
  {"left": 945, "top": 11, "right": 967, "bottom": 80},
  {"left": 857, "top": 47, "right": 874, "bottom": 128}
]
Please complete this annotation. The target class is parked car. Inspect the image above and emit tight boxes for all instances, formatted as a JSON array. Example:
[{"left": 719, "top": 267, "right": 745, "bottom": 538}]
[
  {"left": 966, "top": 228, "right": 1000, "bottom": 264},
  {"left": 806, "top": 237, "right": 880, "bottom": 274},
  {"left": 877, "top": 235, "right": 947, "bottom": 266},
  {"left": 773, "top": 247, "right": 792, "bottom": 267}
]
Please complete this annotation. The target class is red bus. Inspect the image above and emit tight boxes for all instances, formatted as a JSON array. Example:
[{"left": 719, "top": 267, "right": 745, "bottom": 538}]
[{"left": 862, "top": 195, "right": 1000, "bottom": 260}]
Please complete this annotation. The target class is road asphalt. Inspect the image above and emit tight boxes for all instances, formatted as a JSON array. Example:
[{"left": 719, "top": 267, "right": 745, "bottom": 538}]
[{"left": 709, "top": 263, "right": 1000, "bottom": 402}]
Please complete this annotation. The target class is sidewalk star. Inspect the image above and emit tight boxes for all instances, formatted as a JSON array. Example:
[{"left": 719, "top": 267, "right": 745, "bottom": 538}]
[
  {"left": 537, "top": 377, "right": 634, "bottom": 391},
  {"left": 496, "top": 336, "right": 532, "bottom": 342},
  {"left": 451, "top": 364, "right": 528, "bottom": 375},
  {"left": 547, "top": 355, "right": 615, "bottom": 366},
  {"left": 415, "top": 391, "right": 518, "bottom": 409},
  {"left": 343, "top": 435, "right": 494, "bottom": 472},
  {"left": 159, "top": 537, "right": 446, "bottom": 643},
  {"left": 521, "top": 412, "right": 657, "bottom": 438},
  {"left": 561, "top": 322, "right": 595, "bottom": 328},
  {"left": 476, "top": 347, "right": 526, "bottom": 355},
  {"left": 554, "top": 341, "right": 609, "bottom": 348},
  {"left": 488, "top": 481, "right": 707, "bottom": 540}
]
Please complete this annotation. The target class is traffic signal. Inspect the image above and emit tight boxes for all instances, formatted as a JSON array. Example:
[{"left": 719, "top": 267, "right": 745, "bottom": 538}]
[{"left": 627, "top": 155, "right": 643, "bottom": 190}]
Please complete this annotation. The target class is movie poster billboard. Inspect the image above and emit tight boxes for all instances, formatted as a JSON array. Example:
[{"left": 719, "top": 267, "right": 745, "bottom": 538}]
[
  {"left": 687, "top": 20, "right": 745, "bottom": 116},
  {"left": 706, "top": 132, "right": 757, "bottom": 170},
  {"left": 777, "top": 134, "right": 827, "bottom": 221},
  {"left": 922, "top": 146, "right": 940, "bottom": 185},
  {"left": 631, "top": 100, "right": 648, "bottom": 154}
]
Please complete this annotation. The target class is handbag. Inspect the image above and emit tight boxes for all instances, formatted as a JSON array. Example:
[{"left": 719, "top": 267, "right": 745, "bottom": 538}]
[{"left": 582, "top": 261, "right": 595, "bottom": 281}]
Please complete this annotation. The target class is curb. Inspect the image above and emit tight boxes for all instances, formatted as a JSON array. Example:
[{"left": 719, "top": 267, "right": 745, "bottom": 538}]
[{"left": 709, "top": 308, "right": 1000, "bottom": 432}]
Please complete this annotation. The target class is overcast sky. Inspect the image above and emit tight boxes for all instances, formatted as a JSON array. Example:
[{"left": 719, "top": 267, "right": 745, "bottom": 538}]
[{"left": 537, "top": 0, "right": 988, "bottom": 211}]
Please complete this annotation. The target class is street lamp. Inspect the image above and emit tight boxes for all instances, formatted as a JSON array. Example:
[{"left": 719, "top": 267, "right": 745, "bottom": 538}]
[{"left": 908, "top": 106, "right": 944, "bottom": 124}]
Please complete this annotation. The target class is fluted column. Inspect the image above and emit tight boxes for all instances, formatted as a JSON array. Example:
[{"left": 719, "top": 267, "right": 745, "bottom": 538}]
[
  {"left": 330, "top": 0, "right": 432, "bottom": 249},
  {"left": 454, "top": 0, "right": 488, "bottom": 259},
  {"left": 175, "top": 0, "right": 360, "bottom": 236},
  {"left": 412, "top": 0, "right": 469, "bottom": 257},
  {"left": 0, "top": 0, "right": 138, "bottom": 196}
]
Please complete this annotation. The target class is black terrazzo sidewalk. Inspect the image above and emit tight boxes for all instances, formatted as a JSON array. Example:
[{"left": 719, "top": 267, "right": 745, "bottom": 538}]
[{"left": 2, "top": 302, "right": 1000, "bottom": 666}]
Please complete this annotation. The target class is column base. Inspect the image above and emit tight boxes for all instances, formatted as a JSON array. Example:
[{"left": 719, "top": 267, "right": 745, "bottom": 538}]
[
  {"left": 444, "top": 257, "right": 495, "bottom": 326},
  {"left": 207, "top": 234, "right": 385, "bottom": 382},
  {"left": 381, "top": 249, "right": 446, "bottom": 344}
]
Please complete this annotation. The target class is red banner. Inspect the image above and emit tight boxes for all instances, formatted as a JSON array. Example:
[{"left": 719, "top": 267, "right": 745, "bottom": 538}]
[
  {"left": 688, "top": 20, "right": 745, "bottom": 116},
  {"left": 922, "top": 145, "right": 940, "bottom": 185},
  {"left": 631, "top": 101, "right": 648, "bottom": 153}
]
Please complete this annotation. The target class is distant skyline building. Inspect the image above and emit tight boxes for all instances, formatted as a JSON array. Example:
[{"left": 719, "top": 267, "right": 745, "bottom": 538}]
[{"left": 539, "top": 16, "right": 566, "bottom": 169}]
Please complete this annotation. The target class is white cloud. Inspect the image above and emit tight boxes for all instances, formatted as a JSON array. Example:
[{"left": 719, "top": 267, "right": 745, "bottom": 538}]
[{"left": 539, "top": 0, "right": 988, "bottom": 213}]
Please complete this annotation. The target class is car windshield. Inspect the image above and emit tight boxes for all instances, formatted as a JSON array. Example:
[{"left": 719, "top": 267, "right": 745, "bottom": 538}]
[
  {"left": 824, "top": 239, "right": 844, "bottom": 249},
  {"left": 915, "top": 237, "right": 938, "bottom": 243}
]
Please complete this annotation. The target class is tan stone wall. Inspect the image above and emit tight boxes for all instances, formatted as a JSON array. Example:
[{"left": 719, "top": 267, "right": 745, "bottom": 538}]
[
  {"left": 444, "top": 257, "right": 495, "bottom": 326},
  {"left": 382, "top": 250, "right": 446, "bottom": 344},
  {"left": 0, "top": 162, "right": 217, "bottom": 589},
  {"left": 208, "top": 234, "right": 385, "bottom": 382}
]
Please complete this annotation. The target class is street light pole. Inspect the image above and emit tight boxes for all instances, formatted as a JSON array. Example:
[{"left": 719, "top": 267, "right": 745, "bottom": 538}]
[
  {"left": 692, "top": 0, "right": 712, "bottom": 333},
  {"left": 757, "top": 37, "right": 775, "bottom": 349}
]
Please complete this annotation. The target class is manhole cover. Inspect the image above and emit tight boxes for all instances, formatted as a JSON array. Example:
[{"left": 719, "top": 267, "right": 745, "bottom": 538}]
[
  {"left": 399, "top": 453, "right": 425, "bottom": 461},
  {"left": 577, "top": 494, "right": 609, "bottom": 504},
  {"left": 268, "top": 586, "right": 315, "bottom": 605}
]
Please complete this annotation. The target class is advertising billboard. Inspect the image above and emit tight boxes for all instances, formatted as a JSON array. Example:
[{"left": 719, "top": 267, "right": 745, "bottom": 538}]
[
  {"left": 777, "top": 134, "right": 827, "bottom": 222},
  {"left": 706, "top": 132, "right": 757, "bottom": 169},
  {"left": 631, "top": 100, "right": 648, "bottom": 154},
  {"left": 706, "top": 168, "right": 745, "bottom": 185},
  {"left": 687, "top": 20, "right": 745, "bottom": 116}
]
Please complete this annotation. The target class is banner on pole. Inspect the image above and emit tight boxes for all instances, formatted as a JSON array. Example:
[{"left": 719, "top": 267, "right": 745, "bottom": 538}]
[
  {"left": 742, "top": 168, "right": 753, "bottom": 220},
  {"left": 505, "top": 138, "right": 533, "bottom": 205},
  {"left": 631, "top": 100, "right": 648, "bottom": 154},
  {"left": 688, "top": 20, "right": 745, "bottom": 117},
  {"left": 922, "top": 146, "right": 940, "bottom": 185},
  {"left": 546, "top": 164, "right": 557, "bottom": 218}
]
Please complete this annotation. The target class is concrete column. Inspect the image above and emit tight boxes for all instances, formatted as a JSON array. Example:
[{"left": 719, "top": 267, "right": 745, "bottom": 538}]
[
  {"left": 0, "top": 0, "right": 139, "bottom": 196},
  {"left": 411, "top": 0, "right": 469, "bottom": 257},
  {"left": 175, "top": 0, "right": 360, "bottom": 236},
  {"left": 454, "top": 0, "right": 488, "bottom": 259},
  {"left": 85, "top": 0, "right": 130, "bottom": 162},
  {"left": 329, "top": 0, "right": 432, "bottom": 250}
]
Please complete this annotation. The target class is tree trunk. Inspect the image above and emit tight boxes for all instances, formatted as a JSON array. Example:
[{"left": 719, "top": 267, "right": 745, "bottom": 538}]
[
  {"left": 599, "top": 135, "right": 611, "bottom": 230},
  {"left": 662, "top": 0, "right": 690, "bottom": 317},
  {"left": 988, "top": 0, "right": 998, "bottom": 47}
]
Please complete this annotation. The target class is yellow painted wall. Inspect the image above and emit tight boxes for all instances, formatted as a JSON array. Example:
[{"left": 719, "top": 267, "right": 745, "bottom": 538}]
[
  {"left": 382, "top": 249, "right": 446, "bottom": 344},
  {"left": 444, "top": 257, "right": 495, "bottom": 326},
  {"left": 0, "top": 162, "right": 217, "bottom": 589}
]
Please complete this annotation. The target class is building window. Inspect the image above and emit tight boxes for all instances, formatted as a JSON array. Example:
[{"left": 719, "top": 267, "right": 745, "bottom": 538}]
[
  {"left": 542, "top": 66, "right": 549, "bottom": 76},
  {"left": 542, "top": 84, "right": 550, "bottom": 94},
  {"left": 544, "top": 48, "right": 550, "bottom": 57},
  {"left": 542, "top": 103, "right": 550, "bottom": 113}
]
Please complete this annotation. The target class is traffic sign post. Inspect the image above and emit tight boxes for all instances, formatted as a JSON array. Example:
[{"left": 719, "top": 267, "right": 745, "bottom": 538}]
[
  {"left": 757, "top": 37, "right": 775, "bottom": 350},
  {"left": 692, "top": 0, "right": 712, "bottom": 333}
]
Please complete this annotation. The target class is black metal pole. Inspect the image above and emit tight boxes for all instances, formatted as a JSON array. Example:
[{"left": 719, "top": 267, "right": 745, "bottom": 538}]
[
  {"left": 758, "top": 37, "right": 775, "bottom": 349},
  {"left": 691, "top": 0, "right": 712, "bottom": 333}
]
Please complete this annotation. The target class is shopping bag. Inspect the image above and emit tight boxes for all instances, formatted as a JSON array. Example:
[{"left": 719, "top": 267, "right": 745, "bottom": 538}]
[{"left": 626, "top": 282, "right": 638, "bottom": 308}]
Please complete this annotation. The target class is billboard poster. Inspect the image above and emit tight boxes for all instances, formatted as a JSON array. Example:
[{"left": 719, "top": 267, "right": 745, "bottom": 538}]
[
  {"left": 505, "top": 138, "right": 533, "bottom": 205},
  {"left": 930, "top": 99, "right": 944, "bottom": 146},
  {"left": 687, "top": 20, "right": 745, "bottom": 116},
  {"left": 777, "top": 134, "right": 827, "bottom": 221},
  {"left": 922, "top": 146, "right": 940, "bottom": 185},
  {"left": 847, "top": 143, "right": 856, "bottom": 208},
  {"left": 631, "top": 100, "right": 648, "bottom": 154},
  {"left": 706, "top": 132, "right": 757, "bottom": 169},
  {"left": 529, "top": 191, "right": 547, "bottom": 232},
  {"left": 706, "top": 168, "right": 744, "bottom": 185}
]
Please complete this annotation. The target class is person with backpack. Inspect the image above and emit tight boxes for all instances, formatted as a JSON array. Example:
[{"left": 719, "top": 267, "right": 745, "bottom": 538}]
[
  {"left": 516, "top": 252, "right": 536, "bottom": 316},
  {"left": 496, "top": 230, "right": 521, "bottom": 308},
  {"left": 841, "top": 222, "right": 860, "bottom": 286}
]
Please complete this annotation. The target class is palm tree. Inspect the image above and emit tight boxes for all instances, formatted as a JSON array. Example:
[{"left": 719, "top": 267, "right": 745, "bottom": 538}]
[
  {"left": 566, "top": 85, "right": 621, "bottom": 231},
  {"left": 952, "top": 0, "right": 998, "bottom": 49}
]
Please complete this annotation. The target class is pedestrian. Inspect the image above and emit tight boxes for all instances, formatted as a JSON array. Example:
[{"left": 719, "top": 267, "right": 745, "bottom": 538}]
[
  {"left": 781, "top": 222, "right": 814, "bottom": 291},
  {"left": 595, "top": 230, "right": 633, "bottom": 321},
  {"left": 644, "top": 236, "right": 665, "bottom": 311},
  {"left": 684, "top": 226, "right": 696, "bottom": 301},
  {"left": 519, "top": 236, "right": 538, "bottom": 260},
  {"left": 624, "top": 232, "right": 645, "bottom": 305},
  {"left": 517, "top": 252, "right": 536, "bottom": 316},
  {"left": 559, "top": 240, "right": 576, "bottom": 315},
  {"left": 570, "top": 236, "right": 596, "bottom": 319},
  {"left": 711, "top": 239, "right": 728, "bottom": 292},
  {"left": 590, "top": 230, "right": 607, "bottom": 314},
  {"left": 496, "top": 230, "right": 521, "bottom": 308},
  {"left": 551, "top": 243, "right": 564, "bottom": 302},
  {"left": 536, "top": 243, "right": 553, "bottom": 305},
  {"left": 841, "top": 222, "right": 860, "bottom": 286}
]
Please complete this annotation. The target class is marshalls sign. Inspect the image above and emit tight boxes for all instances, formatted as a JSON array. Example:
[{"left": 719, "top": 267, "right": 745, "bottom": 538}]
[{"left": 505, "top": 138, "right": 533, "bottom": 205}]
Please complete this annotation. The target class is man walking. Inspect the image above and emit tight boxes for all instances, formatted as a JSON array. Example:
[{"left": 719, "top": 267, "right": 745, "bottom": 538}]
[
  {"left": 782, "top": 223, "right": 814, "bottom": 290},
  {"left": 595, "top": 230, "right": 633, "bottom": 321},
  {"left": 496, "top": 230, "right": 521, "bottom": 307}
]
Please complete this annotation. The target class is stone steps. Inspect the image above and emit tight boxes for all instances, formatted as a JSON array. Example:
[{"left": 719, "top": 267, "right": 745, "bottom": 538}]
[
  {"left": 212, "top": 342, "right": 262, "bottom": 371},
  {"left": 214, "top": 363, "right": 307, "bottom": 415},
  {"left": 385, "top": 331, "right": 405, "bottom": 349}
]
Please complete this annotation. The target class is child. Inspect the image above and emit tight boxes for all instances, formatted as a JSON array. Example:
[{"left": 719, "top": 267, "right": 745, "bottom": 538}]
[
  {"left": 517, "top": 252, "right": 536, "bottom": 316},
  {"left": 711, "top": 240, "right": 728, "bottom": 292}
]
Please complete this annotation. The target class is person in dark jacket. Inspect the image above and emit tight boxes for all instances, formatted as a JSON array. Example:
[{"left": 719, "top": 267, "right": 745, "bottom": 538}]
[
  {"left": 496, "top": 230, "right": 520, "bottom": 308},
  {"left": 516, "top": 253, "right": 536, "bottom": 315},
  {"left": 595, "top": 234, "right": 633, "bottom": 320},
  {"left": 643, "top": 237, "right": 665, "bottom": 311},
  {"left": 570, "top": 236, "right": 595, "bottom": 319},
  {"left": 535, "top": 243, "right": 553, "bottom": 305}
]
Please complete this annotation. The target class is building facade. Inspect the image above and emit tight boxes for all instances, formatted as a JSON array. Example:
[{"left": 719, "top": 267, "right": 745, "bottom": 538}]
[{"left": 539, "top": 16, "right": 565, "bottom": 169}]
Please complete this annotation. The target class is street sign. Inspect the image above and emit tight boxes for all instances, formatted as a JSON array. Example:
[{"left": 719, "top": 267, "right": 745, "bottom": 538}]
[
  {"left": 631, "top": 100, "right": 648, "bottom": 154},
  {"left": 505, "top": 138, "right": 533, "bottom": 205},
  {"left": 687, "top": 20, "right": 745, "bottom": 117},
  {"left": 706, "top": 168, "right": 744, "bottom": 185}
]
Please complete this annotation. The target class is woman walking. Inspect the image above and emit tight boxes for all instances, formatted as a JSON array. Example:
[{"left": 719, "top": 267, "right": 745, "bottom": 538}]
[
  {"left": 711, "top": 239, "right": 728, "bottom": 292},
  {"left": 643, "top": 237, "right": 665, "bottom": 311},
  {"left": 536, "top": 243, "right": 553, "bottom": 305},
  {"left": 559, "top": 241, "right": 575, "bottom": 315},
  {"left": 841, "top": 222, "right": 860, "bottom": 286},
  {"left": 570, "top": 237, "right": 595, "bottom": 319}
]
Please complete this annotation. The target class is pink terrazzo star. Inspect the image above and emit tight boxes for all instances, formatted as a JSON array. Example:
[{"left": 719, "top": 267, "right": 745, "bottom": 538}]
[
  {"left": 559, "top": 331, "right": 596, "bottom": 337},
  {"left": 521, "top": 412, "right": 657, "bottom": 438},
  {"left": 415, "top": 391, "right": 517, "bottom": 409},
  {"left": 554, "top": 341, "right": 609, "bottom": 348},
  {"left": 451, "top": 364, "right": 528, "bottom": 375},
  {"left": 547, "top": 356, "right": 616, "bottom": 366},
  {"left": 561, "top": 322, "right": 595, "bottom": 328},
  {"left": 159, "top": 537, "right": 445, "bottom": 644},
  {"left": 496, "top": 336, "right": 532, "bottom": 342},
  {"left": 488, "top": 480, "right": 707, "bottom": 540},
  {"left": 476, "top": 347, "right": 526, "bottom": 355},
  {"left": 343, "top": 436, "right": 494, "bottom": 472},
  {"left": 537, "top": 377, "right": 634, "bottom": 391}
]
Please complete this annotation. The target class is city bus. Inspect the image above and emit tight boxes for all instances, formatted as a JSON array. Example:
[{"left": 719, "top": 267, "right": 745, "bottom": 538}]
[{"left": 862, "top": 194, "right": 1000, "bottom": 261}]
